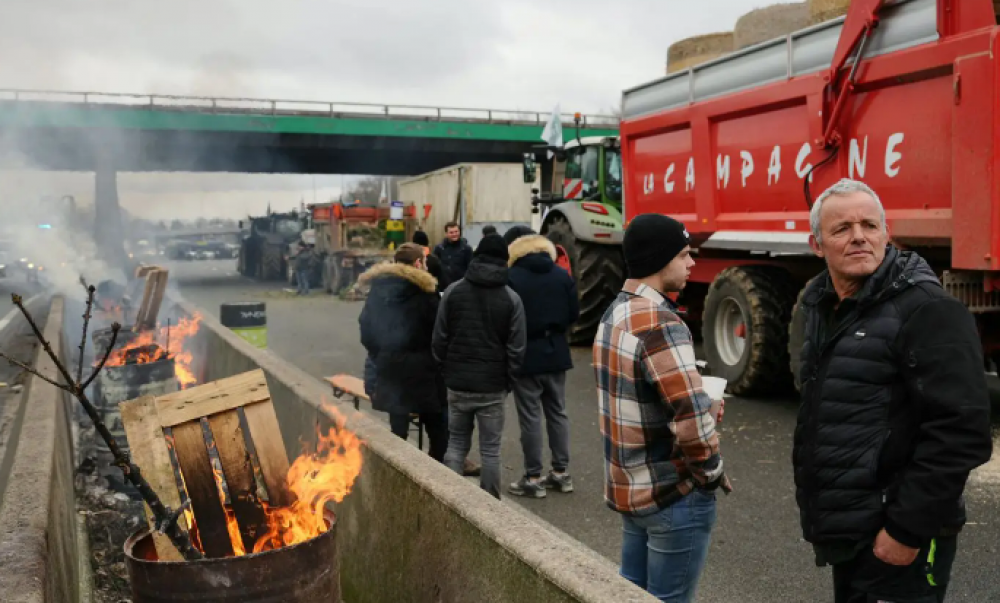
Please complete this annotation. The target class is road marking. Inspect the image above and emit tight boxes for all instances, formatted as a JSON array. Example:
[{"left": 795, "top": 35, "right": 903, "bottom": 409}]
[{"left": 0, "top": 293, "right": 42, "bottom": 337}]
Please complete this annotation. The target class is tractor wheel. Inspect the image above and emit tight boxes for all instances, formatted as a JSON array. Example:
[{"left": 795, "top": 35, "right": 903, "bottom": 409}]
[
  {"left": 788, "top": 284, "right": 811, "bottom": 393},
  {"left": 261, "top": 245, "right": 283, "bottom": 281},
  {"left": 545, "top": 215, "right": 625, "bottom": 346},
  {"left": 702, "top": 266, "right": 797, "bottom": 396}
]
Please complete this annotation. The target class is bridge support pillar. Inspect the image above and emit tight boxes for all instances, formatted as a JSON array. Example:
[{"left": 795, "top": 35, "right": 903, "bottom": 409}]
[{"left": 94, "top": 167, "right": 128, "bottom": 271}]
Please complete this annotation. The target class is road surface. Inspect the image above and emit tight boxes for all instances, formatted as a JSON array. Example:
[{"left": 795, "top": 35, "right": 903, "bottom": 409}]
[{"left": 170, "top": 259, "right": 1000, "bottom": 603}]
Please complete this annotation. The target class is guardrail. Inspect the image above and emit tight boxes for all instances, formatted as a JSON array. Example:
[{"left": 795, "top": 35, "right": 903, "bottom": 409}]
[{"left": 0, "top": 88, "right": 620, "bottom": 128}]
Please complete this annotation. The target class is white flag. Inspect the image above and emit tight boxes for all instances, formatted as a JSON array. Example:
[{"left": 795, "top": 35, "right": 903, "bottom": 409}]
[
  {"left": 541, "top": 104, "right": 563, "bottom": 159},
  {"left": 379, "top": 179, "right": 389, "bottom": 205}
]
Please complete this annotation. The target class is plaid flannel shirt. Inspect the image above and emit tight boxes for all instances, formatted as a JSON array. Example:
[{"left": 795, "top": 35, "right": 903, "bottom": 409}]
[{"left": 593, "top": 279, "right": 729, "bottom": 516}]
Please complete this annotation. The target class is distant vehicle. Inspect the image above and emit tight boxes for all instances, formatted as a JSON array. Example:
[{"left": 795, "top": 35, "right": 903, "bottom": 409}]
[{"left": 238, "top": 211, "right": 310, "bottom": 281}]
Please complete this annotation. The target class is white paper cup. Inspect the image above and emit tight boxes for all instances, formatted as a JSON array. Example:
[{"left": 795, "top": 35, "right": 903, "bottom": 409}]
[{"left": 701, "top": 376, "right": 728, "bottom": 401}]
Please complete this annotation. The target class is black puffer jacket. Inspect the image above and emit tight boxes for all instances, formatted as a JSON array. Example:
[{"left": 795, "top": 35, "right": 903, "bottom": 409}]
[
  {"left": 359, "top": 262, "right": 445, "bottom": 415},
  {"left": 793, "top": 246, "right": 993, "bottom": 548},
  {"left": 433, "top": 238, "right": 473, "bottom": 285},
  {"left": 507, "top": 235, "right": 579, "bottom": 376},
  {"left": 432, "top": 255, "right": 526, "bottom": 393}
]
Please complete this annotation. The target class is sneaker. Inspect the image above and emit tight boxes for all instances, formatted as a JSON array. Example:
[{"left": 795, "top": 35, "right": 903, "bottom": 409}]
[
  {"left": 539, "top": 471, "right": 574, "bottom": 493},
  {"left": 508, "top": 476, "right": 547, "bottom": 498}
]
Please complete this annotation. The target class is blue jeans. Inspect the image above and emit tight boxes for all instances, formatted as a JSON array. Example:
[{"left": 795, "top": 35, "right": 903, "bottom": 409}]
[
  {"left": 296, "top": 269, "right": 310, "bottom": 295},
  {"left": 443, "top": 390, "right": 505, "bottom": 499},
  {"left": 620, "top": 490, "right": 717, "bottom": 603}
]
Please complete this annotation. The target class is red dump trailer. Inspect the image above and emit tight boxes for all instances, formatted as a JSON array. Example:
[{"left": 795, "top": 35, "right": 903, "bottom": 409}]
[{"left": 619, "top": 0, "right": 1000, "bottom": 395}]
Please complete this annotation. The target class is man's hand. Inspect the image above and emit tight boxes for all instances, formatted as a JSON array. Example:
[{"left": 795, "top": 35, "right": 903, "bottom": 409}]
[{"left": 873, "top": 528, "right": 919, "bottom": 566}]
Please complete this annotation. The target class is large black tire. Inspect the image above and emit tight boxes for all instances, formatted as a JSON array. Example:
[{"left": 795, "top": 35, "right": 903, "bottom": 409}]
[
  {"left": 545, "top": 215, "right": 625, "bottom": 346},
  {"left": 261, "top": 245, "right": 283, "bottom": 281},
  {"left": 702, "top": 266, "right": 797, "bottom": 396},
  {"left": 788, "top": 284, "right": 810, "bottom": 393}
]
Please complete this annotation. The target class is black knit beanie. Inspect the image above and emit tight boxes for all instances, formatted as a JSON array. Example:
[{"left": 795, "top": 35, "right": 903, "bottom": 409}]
[
  {"left": 412, "top": 230, "right": 429, "bottom": 246},
  {"left": 623, "top": 214, "right": 690, "bottom": 278},
  {"left": 502, "top": 225, "right": 536, "bottom": 246},
  {"left": 474, "top": 233, "right": 510, "bottom": 263}
]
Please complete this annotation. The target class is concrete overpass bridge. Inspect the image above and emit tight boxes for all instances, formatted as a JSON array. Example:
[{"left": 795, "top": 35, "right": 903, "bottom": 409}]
[
  {"left": 0, "top": 89, "right": 618, "bottom": 175},
  {"left": 0, "top": 89, "right": 618, "bottom": 268}
]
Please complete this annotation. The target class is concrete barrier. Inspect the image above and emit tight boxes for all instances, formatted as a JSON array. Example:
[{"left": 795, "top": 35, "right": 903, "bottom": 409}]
[
  {"left": 172, "top": 297, "right": 655, "bottom": 603},
  {"left": 0, "top": 298, "right": 85, "bottom": 603}
]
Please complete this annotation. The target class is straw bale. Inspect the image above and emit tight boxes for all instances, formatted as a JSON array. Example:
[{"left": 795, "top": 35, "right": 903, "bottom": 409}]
[
  {"left": 666, "top": 32, "right": 734, "bottom": 73},
  {"left": 734, "top": 2, "right": 809, "bottom": 49},
  {"left": 808, "top": 0, "right": 850, "bottom": 24}
]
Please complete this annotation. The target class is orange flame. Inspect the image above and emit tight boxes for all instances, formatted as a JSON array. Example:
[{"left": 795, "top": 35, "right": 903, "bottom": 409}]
[
  {"left": 102, "top": 314, "right": 202, "bottom": 389},
  {"left": 175, "top": 407, "right": 363, "bottom": 558},
  {"left": 252, "top": 407, "right": 363, "bottom": 553},
  {"left": 210, "top": 459, "right": 247, "bottom": 556}
]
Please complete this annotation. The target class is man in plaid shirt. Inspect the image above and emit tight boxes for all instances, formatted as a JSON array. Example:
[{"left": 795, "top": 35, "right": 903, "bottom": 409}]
[{"left": 593, "top": 213, "right": 730, "bottom": 603}]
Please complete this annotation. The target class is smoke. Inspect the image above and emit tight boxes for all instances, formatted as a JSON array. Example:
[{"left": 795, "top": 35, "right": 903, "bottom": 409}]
[{"left": 0, "top": 168, "right": 127, "bottom": 298}]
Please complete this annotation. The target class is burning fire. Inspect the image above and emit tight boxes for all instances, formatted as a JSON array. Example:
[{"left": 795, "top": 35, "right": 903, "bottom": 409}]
[
  {"left": 102, "top": 314, "right": 202, "bottom": 389},
  {"left": 252, "top": 409, "right": 363, "bottom": 553},
  {"left": 174, "top": 406, "right": 363, "bottom": 558}
]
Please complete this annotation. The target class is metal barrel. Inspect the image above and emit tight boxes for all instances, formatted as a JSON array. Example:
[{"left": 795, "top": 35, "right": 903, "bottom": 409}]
[
  {"left": 124, "top": 509, "right": 341, "bottom": 603},
  {"left": 220, "top": 302, "right": 267, "bottom": 348},
  {"left": 95, "top": 356, "right": 178, "bottom": 492}
]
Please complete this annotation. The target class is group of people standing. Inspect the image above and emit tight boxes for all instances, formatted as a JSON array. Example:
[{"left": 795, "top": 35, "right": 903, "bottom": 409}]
[
  {"left": 359, "top": 221, "right": 579, "bottom": 499},
  {"left": 360, "top": 180, "right": 994, "bottom": 603}
]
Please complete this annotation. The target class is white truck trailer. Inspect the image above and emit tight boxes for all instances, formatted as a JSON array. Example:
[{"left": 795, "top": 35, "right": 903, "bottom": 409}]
[{"left": 397, "top": 163, "right": 539, "bottom": 248}]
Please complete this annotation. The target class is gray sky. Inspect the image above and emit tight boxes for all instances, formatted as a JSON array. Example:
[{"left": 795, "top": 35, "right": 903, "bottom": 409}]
[{"left": 0, "top": 0, "right": 797, "bottom": 219}]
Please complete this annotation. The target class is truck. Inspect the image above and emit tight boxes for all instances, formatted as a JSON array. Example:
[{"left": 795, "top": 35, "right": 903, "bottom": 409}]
[
  {"left": 398, "top": 163, "right": 539, "bottom": 249},
  {"left": 526, "top": 0, "right": 1000, "bottom": 396},
  {"left": 237, "top": 210, "right": 310, "bottom": 281}
]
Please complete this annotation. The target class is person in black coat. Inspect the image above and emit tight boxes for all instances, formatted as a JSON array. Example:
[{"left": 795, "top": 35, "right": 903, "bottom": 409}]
[
  {"left": 502, "top": 227, "right": 580, "bottom": 498},
  {"left": 359, "top": 243, "right": 448, "bottom": 462},
  {"left": 414, "top": 230, "right": 450, "bottom": 294},
  {"left": 432, "top": 221, "right": 473, "bottom": 285},
  {"left": 433, "top": 234, "right": 526, "bottom": 499},
  {"left": 793, "top": 179, "right": 992, "bottom": 602}
]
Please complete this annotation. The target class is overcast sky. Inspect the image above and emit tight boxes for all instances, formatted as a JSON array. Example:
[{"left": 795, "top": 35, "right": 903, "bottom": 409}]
[{"left": 0, "top": 0, "right": 794, "bottom": 219}]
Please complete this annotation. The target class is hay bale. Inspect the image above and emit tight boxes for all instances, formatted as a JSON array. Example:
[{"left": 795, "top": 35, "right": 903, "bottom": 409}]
[
  {"left": 667, "top": 32, "right": 735, "bottom": 74},
  {"left": 808, "top": 0, "right": 850, "bottom": 24},
  {"left": 734, "top": 2, "right": 809, "bottom": 49}
]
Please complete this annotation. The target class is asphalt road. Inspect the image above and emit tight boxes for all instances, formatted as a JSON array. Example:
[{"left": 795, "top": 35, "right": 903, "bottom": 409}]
[{"left": 171, "top": 259, "right": 1000, "bottom": 603}]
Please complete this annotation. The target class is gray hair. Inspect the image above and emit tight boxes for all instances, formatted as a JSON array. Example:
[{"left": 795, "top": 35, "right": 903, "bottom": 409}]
[{"left": 809, "top": 178, "right": 886, "bottom": 244}]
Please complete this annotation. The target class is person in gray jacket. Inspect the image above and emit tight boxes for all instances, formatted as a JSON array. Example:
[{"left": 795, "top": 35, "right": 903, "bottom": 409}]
[{"left": 433, "top": 234, "right": 527, "bottom": 499}]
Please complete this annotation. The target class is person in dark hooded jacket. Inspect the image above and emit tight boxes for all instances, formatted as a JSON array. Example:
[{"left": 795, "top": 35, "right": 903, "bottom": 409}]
[
  {"left": 794, "top": 179, "right": 992, "bottom": 602},
  {"left": 433, "top": 234, "right": 526, "bottom": 499},
  {"left": 502, "top": 226, "right": 580, "bottom": 498},
  {"left": 359, "top": 243, "right": 449, "bottom": 462}
]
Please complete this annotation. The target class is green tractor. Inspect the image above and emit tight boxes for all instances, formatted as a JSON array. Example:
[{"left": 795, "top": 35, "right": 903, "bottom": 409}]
[
  {"left": 523, "top": 120, "right": 625, "bottom": 345},
  {"left": 237, "top": 211, "right": 309, "bottom": 281}
]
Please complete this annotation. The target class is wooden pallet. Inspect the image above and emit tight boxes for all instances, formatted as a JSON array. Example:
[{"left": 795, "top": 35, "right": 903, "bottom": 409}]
[
  {"left": 134, "top": 268, "right": 169, "bottom": 331},
  {"left": 325, "top": 373, "right": 424, "bottom": 450},
  {"left": 120, "top": 369, "right": 291, "bottom": 560}
]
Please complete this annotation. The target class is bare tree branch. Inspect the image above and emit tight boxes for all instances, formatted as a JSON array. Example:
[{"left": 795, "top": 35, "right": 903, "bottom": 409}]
[
  {"left": 81, "top": 323, "right": 119, "bottom": 391},
  {"left": 0, "top": 352, "right": 71, "bottom": 392},
  {"left": 77, "top": 284, "right": 96, "bottom": 384},
  {"left": 5, "top": 293, "right": 203, "bottom": 560}
]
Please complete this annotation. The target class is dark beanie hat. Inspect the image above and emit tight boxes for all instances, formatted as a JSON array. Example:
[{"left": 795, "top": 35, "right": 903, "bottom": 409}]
[
  {"left": 412, "top": 230, "right": 429, "bottom": 246},
  {"left": 474, "top": 233, "right": 509, "bottom": 262},
  {"left": 623, "top": 214, "right": 691, "bottom": 278},
  {"left": 502, "top": 225, "right": 536, "bottom": 246}
]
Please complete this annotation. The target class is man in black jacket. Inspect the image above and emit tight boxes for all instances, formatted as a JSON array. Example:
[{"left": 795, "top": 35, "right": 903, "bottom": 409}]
[
  {"left": 794, "top": 178, "right": 993, "bottom": 603},
  {"left": 433, "top": 221, "right": 473, "bottom": 285},
  {"left": 359, "top": 244, "right": 449, "bottom": 463},
  {"left": 433, "top": 234, "right": 527, "bottom": 499},
  {"left": 502, "top": 226, "right": 580, "bottom": 498}
]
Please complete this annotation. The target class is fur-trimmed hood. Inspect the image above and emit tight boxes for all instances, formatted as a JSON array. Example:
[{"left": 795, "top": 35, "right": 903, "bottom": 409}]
[
  {"left": 359, "top": 261, "right": 437, "bottom": 294},
  {"left": 508, "top": 234, "right": 556, "bottom": 267}
]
